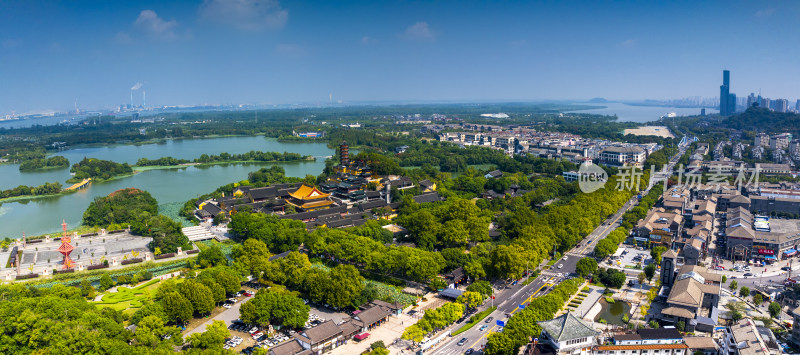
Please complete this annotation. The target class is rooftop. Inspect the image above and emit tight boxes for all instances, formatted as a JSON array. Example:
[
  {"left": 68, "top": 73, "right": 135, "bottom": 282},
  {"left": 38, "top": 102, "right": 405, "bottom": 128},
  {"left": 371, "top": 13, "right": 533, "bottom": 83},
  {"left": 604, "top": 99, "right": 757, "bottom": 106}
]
[{"left": 539, "top": 312, "right": 599, "bottom": 342}]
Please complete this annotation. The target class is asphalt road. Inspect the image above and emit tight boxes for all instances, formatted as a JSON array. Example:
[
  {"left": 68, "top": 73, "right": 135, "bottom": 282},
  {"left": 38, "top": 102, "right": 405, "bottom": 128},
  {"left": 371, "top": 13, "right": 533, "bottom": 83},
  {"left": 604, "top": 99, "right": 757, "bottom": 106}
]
[
  {"left": 433, "top": 194, "right": 640, "bottom": 355},
  {"left": 433, "top": 143, "right": 691, "bottom": 355}
]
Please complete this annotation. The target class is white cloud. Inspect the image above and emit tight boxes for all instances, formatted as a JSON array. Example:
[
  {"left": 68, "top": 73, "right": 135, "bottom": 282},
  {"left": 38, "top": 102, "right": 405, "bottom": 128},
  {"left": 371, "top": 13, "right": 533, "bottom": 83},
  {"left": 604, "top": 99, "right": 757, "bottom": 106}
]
[
  {"left": 401, "top": 22, "right": 435, "bottom": 41},
  {"left": 361, "top": 36, "right": 378, "bottom": 45},
  {"left": 199, "top": 0, "right": 288, "bottom": 31},
  {"left": 134, "top": 10, "right": 179, "bottom": 40},
  {"left": 755, "top": 8, "right": 775, "bottom": 18}
]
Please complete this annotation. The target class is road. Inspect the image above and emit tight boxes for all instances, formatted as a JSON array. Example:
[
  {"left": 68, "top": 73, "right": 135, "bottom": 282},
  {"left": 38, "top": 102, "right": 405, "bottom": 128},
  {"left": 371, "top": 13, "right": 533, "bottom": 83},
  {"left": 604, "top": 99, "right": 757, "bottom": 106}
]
[
  {"left": 433, "top": 143, "right": 690, "bottom": 355},
  {"left": 433, "top": 194, "right": 641, "bottom": 355}
]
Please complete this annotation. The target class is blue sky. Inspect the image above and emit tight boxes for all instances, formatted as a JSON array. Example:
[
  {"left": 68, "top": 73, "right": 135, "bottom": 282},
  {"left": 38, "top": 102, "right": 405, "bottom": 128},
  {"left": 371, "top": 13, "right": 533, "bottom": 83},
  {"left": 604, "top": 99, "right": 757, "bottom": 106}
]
[{"left": 1, "top": 0, "right": 799, "bottom": 114}]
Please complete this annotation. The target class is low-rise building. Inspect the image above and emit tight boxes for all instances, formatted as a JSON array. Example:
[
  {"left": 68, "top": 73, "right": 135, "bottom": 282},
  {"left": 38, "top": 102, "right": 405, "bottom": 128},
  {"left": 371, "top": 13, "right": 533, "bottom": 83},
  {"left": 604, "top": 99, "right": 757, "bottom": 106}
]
[
  {"left": 600, "top": 146, "right": 647, "bottom": 166},
  {"left": 721, "top": 319, "right": 776, "bottom": 355},
  {"left": 538, "top": 312, "right": 600, "bottom": 355}
]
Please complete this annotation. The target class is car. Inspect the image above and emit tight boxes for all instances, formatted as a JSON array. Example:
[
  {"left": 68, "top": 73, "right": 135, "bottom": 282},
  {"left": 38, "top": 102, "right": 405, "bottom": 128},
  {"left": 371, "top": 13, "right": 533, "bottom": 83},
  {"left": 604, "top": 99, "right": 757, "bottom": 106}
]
[
  {"left": 562, "top": 256, "right": 568, "bottom": 261},
  {"left": 458, "top": 338, "right": 468, "bottom": 346},
  {"left": 479, "top": 325, "right": 489, "bottom": 331},
  {"left": 244, "top": 291, "right": 254, "bottom": 297},
  {"left": 249, "top": 327, "right": 259, "bottom": 334},
  {"left": 485, "top": 316, "right": 494, "bottom": 323},
  {"left": 557, "top": 264, "right": 563, "bottom": 269},
  {"left": 715, "top": 266, "right": 725, "bottom": 270},
  {"left": 465, "top": 349, "right": 474, "bottom": 354},
  {"left": 744, "top": 273, "right": 753, "bottom": 277},
  {"left": 782, "top": 266, "right": 791, "bottom": 271},
  {"left": 229, "top": 298, "right": 239, "bottom": 303},
  {"left": 223, "top": 304, "right": 232, "bottom": 309}
]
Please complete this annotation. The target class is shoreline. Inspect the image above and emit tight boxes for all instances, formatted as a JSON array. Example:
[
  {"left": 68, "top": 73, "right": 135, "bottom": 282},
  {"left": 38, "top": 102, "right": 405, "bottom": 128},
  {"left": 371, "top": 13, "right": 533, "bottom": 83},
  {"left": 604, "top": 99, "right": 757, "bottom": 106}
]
[
  {"left": 0, "top": 189, "right": 77, "bottom": 204},
  {"left": 132, "top": 157, "right": 316, "bottom": 172}
]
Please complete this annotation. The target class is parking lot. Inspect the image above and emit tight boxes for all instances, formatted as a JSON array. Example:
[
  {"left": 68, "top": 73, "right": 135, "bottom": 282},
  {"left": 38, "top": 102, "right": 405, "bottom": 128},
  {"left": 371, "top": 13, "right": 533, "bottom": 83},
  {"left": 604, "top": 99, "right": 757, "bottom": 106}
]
[{"left": 610, "top": 246, "right": 653, "bottom": 269}]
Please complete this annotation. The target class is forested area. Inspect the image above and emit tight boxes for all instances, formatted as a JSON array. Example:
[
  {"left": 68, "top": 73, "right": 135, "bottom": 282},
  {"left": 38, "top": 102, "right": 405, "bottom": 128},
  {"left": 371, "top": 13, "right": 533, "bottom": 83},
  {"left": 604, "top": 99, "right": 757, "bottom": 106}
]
[
  {"left": 0, "top": 282, "right": 192, "bottom": 354},
  {"left": 0, "top": 181, "right": 63, "bottom": 199},
  {"left": 136, "top": 151, "right": 310, "bottom": 167},
  {"left": 724, "top": 107, "right": 800, "bottom": 135},
  {"left": 69, "top": 157, "right": 133, "bottom": 182},
  {"left": 83, "top": 188, "right": 190, "bottom": 253},
  {"left": 18, "top": 155, "right": 69, "bottom": 171}
]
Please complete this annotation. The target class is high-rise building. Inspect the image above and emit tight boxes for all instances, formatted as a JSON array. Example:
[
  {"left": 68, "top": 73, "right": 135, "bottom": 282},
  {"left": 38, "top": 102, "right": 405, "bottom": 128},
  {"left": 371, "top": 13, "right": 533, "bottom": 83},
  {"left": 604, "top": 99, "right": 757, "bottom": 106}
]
[
  {"left": 775, "top": 99, "right": 789, "bottom": 113},
  {"left": 795, "top": 99, "right": 800, "bottom": 112},
  {"left": 728, "top": 93, "right": 737, "bottom": 114},
  {"left": 720, "top": 70, "right": 730, "bottom": 115},
  {"left": 760, "top": 97, "right": 770, "bottom": 110},
  {"left": 746, "top": 93, "right": 756, "bottom": 109}
]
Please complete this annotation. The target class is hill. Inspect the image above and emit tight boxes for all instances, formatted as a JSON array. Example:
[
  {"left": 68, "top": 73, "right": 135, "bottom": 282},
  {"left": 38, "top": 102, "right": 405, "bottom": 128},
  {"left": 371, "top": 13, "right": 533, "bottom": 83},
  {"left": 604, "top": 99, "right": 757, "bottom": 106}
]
[{"left": 725, "top": 106, "right": 800, "bottom": 135}]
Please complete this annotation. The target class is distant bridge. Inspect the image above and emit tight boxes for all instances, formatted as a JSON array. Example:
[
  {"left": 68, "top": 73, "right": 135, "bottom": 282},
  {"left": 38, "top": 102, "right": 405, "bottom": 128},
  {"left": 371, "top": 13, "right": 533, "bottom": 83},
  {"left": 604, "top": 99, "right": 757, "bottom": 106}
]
[{"left": 65, "top": 178, "right": 91, "bottom": 191}]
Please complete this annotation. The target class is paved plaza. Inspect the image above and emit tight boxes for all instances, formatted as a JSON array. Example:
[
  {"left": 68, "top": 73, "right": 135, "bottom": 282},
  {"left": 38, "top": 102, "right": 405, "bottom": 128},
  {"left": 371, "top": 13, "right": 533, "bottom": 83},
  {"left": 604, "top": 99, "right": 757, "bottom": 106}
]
[{"left": 4, "top": 232, "right": 151, "bottom": 273}]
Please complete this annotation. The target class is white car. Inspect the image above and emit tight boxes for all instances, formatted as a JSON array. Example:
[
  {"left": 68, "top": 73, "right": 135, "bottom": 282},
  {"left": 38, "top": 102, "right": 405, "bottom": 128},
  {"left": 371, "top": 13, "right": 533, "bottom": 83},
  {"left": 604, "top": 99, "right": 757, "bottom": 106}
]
[
  {"left": 557, "top": 264, "right": 563, "bottom": 269},
  {"left": 562, "top": 256, "right": 568, "bottom": 261},
  {"left": 223, "top": 304, "right": 232, "bottom": 309}
]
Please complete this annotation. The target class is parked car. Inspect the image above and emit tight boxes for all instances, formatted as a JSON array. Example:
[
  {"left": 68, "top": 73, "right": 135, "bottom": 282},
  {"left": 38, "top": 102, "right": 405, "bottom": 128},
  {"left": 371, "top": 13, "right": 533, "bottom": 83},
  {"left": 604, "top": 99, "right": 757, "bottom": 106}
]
[
  {"left": 744, "top": 273, "right": 753, "bottom": 277},
  {"left": 782, "top": 266, "right": 791, "bottom": 271},
  {"left": 557, "top": 264, "right": 563, "bottom": 269}
]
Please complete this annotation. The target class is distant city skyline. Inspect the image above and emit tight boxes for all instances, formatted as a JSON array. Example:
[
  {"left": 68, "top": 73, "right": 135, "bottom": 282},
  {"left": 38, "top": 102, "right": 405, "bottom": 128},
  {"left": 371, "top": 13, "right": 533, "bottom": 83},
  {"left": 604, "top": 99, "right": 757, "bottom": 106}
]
[{"left": 1, "top": 0, "right": 799, "bottom": 115}]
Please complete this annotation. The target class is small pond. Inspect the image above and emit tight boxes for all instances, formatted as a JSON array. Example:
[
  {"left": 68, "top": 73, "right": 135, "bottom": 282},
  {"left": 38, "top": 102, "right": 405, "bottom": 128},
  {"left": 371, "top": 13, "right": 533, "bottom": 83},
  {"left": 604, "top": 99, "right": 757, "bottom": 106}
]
[{"left": 593, "top": 298, "right": 632, "bottom": 326}]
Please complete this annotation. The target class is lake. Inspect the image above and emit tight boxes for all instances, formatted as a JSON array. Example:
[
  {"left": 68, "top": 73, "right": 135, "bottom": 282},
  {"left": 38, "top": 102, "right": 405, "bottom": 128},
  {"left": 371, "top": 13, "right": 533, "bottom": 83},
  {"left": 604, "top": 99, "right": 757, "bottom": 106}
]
[
  {"left": 0, "top": 136, "right": 336, "bottom": 237},
  {"left": 567, "top": 102, "right": 718, "bottom": 123}
]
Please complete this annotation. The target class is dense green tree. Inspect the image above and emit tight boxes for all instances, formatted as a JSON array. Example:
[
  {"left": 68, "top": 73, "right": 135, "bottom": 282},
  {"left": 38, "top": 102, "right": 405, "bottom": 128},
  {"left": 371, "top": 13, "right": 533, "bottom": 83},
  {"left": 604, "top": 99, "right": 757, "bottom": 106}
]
[
  {"left": 769, "top": 302, "right": 782, "bottom": 318},
  {"left": 466, "top": 280, "right": 493, "bottom": 297},
  {"left": 326, "top": 265, "right": 365, "bottom": 309},
  {"left": 575, "top": 258, "right": 598, "bottom": 278},
  {"left": 186, "top": 320, "right": 230, "bottom": 350},
  {"left": 239, "top": 290, "right": 309, "bottom": 328},
  {"left": 99, "top": 273, "right": 115, "bottom": 291},
  {"left": 644, "top": 264, "right": 656, "bottom": 283},
  {"left": 179, "top": 280, "right": 215, "bottom": 315},
  {"left": 456, "top": 291, "right": 484, "bottom": 309},
  {"left": 163, "top": 291, "right": 194, "bottom": 324},
  {"left": 198, "top": 245, "right": 227, "bottom": 268}
]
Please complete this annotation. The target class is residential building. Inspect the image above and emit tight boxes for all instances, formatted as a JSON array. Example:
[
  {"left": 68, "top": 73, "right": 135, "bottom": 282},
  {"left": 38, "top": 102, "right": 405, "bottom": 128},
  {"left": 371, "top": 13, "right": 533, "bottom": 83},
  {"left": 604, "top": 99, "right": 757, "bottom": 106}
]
[
  {"left": 770, "top": 134, "right": 792, "bottom": 151},
  {"left": 755, "top": 133, "right": 770, "bottom": 148},
  {"left": 721, "top": 319, "right": 777, "bottom": 355},
  {"left": 658, "top": 261, "right": 721, "bottom": 332},
  {"left": 635, "top": 209, "right": 684, "bottom": 246},
  {"left": 600, "top": 146, "right": 647, "bottom": 166}
]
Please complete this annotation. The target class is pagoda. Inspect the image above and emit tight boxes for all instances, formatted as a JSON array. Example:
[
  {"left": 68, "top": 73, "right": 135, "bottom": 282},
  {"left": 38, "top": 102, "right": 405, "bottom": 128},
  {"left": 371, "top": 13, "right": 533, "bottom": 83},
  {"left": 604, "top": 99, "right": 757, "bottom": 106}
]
[{"left": 57, "top": 220, "right": 75, "bottom": 270}]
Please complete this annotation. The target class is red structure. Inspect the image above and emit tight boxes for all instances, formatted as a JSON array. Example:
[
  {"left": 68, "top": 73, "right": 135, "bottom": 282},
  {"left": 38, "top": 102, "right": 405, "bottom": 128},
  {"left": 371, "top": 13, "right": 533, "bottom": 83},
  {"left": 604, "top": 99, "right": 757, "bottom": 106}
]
[
  {"left": 57, "top": 220, "right": 74, "bottom": 270},
  {"left": 340, "top": 141, "right": 349, "bottom": 166}
]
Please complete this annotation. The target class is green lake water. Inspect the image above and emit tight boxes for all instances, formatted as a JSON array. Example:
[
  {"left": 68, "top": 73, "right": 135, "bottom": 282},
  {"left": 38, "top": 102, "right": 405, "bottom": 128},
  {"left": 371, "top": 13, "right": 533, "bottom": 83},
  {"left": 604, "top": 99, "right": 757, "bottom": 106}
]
[{"left": 0, "top": 136, "right": 337, "bottom": 237}]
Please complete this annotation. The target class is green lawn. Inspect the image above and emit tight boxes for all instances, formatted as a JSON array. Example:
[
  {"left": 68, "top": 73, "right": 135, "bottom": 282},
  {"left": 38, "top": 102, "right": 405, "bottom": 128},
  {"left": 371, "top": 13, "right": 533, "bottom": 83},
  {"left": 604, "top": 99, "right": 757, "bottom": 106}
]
[{"left": 93, "top": 279, "right": 163, "bottom": 312}]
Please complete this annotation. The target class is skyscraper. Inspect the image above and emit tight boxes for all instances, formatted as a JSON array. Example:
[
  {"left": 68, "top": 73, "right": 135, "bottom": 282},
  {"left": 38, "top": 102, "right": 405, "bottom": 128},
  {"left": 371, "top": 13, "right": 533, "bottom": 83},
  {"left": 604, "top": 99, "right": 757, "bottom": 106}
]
[
  {"left": 719, "top": 70, "right": 737, "bottom": 115},
  {"left": 795, "top": 99, "right": 800, "bottom": 112},
  {"left": 720, "top": 70, "right": 730, "bottom": 115}
]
